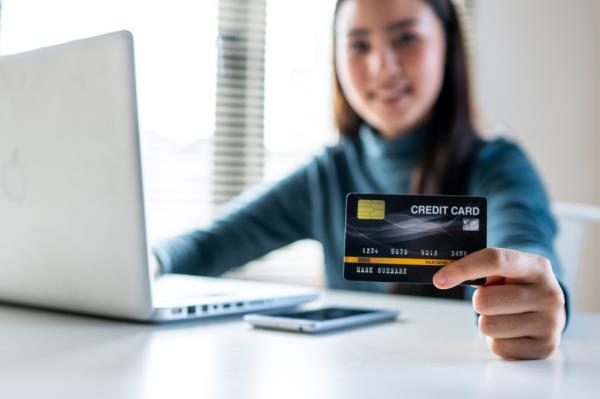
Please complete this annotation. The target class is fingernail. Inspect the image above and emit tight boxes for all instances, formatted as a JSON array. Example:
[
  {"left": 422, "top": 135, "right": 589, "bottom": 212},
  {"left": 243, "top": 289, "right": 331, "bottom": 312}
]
[{"left": 435, "top": 270, "right": 447, "bottom": 285}]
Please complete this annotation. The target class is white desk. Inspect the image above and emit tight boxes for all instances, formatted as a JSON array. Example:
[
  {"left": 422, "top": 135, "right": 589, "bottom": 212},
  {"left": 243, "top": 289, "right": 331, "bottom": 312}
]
[{"left": 0, "top": 289, "right": 598, "bottom": 399}]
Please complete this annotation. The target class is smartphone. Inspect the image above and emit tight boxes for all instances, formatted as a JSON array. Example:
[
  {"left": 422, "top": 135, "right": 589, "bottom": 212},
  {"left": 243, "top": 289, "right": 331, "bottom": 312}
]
[{"left": 244, "top": 306, "right": 399, "bottom": 333}]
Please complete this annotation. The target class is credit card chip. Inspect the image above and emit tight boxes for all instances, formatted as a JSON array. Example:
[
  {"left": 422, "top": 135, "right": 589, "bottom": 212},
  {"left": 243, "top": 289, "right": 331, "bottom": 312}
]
[{"left": 357, "top": 199, "right": 385, "bottom": 220}]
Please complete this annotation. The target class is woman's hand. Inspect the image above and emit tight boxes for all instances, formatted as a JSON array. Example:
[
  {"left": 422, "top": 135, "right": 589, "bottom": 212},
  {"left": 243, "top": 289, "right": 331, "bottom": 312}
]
[
  {"left": 149, "top": 255, "right": 161, "bottom": 279},
  {"left": 433, "top": 248, "right": 566, "bottom": 360}
]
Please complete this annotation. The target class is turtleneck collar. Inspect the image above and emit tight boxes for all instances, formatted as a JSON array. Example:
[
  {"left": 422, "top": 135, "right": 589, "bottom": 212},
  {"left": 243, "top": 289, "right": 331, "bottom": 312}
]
[{"left": 358, "top": 121, "right": 428, "bottom": 162}]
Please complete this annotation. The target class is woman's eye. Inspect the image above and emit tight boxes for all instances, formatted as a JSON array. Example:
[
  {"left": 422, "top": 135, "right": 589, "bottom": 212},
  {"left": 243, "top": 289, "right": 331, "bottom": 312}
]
[
  {"left": 393, "top": 33, "right": 418, "bottom": 47},
  {"left": 349, "top": 41, "right": 369, "bottom": 53}
]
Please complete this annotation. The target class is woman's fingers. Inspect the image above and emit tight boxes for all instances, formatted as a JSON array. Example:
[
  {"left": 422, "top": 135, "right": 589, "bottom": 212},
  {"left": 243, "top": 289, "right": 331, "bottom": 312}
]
[
  {"left": 431, "top": 247, "right": 567, "bottom": 360},
  {"left": 472, "top": 284, "right": 562, "bottom": 315},
  {"left": 478, "top": 312, "right": 563, "bottom": 339},
  {"left": 486, "top": 336, "right": 561, "bottom": 360},
  {"left": 433, "top": 247, "right": 551, "bottom": 289}
]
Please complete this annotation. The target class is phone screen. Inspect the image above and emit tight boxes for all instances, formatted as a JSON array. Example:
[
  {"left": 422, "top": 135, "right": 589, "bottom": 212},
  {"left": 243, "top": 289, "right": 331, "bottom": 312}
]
[{"left": 269, "top": 307, "right": 374, "bottom": 321}]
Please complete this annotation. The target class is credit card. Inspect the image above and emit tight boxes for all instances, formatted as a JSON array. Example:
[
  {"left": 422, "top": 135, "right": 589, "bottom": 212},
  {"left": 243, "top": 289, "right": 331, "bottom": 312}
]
[{"left": 344, "top": 193, "right": 487, "bottom": 285}]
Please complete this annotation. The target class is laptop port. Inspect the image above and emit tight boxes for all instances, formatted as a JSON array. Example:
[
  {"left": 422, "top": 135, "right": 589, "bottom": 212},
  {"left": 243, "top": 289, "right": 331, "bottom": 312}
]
[
  {"left": 236, "top": 302, "right": 244, "bottom": 308},
  {"left": 187, "top": 306, "right": 196, "bottom": 315},
  {"left": 201, "top": 305, "right": 208, "bottom": 312},
  {"left": 223, "top": 303, "right": 231, "bottom": 309},
  {"left": 172, "top": 307, "right": 183, "bottom": 315}
]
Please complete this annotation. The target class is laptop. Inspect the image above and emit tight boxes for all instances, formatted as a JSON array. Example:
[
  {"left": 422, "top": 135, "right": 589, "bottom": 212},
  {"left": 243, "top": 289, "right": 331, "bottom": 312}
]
[{"left": 0, "top": 31, "right": 318, "bottom": 322}]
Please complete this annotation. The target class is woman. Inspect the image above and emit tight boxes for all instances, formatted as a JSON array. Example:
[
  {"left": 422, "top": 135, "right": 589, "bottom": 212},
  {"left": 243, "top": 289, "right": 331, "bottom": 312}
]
[{"left": 154, "top": 0, "right": 567, "bottom": 360}]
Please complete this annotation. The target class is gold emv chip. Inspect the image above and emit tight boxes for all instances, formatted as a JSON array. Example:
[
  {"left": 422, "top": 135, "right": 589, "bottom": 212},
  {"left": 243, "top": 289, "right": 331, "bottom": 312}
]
[{"left": 357, "top": 199, "right": 385, "bottom": 220}]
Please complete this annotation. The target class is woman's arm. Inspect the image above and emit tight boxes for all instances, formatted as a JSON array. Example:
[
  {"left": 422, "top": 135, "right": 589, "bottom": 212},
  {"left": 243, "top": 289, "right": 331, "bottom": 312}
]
[{"left": 152, "top": 165, "right": 314, "bottom": 277}]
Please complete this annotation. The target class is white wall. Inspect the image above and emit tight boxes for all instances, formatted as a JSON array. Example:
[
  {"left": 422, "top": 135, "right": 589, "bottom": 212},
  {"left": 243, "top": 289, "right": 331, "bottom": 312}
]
[{"left": 474, "top": 0, "right": 600, "bottom": 310}]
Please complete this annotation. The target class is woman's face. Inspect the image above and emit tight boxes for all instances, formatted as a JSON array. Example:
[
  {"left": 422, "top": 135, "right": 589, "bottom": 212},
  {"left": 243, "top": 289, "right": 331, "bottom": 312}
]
[{"left": 335, "top": 0, "right": 447, "bottom": 138}]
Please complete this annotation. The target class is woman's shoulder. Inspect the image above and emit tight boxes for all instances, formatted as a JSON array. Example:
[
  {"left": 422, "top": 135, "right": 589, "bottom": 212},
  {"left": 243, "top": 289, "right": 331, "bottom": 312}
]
[
  {"left": 476, "top": 134, "right": 529, "bottom": 165},
  {"left": 470, "top": 132, "right": 547, "bottom": 195},
  {"left": 473, "top": 129, "right": 540, "bottom": 173}
]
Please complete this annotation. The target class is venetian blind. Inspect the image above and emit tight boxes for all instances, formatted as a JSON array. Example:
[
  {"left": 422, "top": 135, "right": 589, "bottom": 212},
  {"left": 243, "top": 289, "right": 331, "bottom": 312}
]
[{"left": 212, "top": 0, "right": 266, "bottom": 206}]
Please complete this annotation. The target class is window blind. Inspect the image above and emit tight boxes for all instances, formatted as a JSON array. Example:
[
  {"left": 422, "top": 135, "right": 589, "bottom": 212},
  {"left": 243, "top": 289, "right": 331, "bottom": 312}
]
[{"left": 212, "top": 0, "right": 266, "bottom": 207}]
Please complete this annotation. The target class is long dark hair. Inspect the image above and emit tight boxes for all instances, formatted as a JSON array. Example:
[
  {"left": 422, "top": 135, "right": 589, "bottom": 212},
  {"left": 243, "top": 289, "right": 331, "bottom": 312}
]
[{"left": 333, "top": 0, "right": 482, "bottom": 195}]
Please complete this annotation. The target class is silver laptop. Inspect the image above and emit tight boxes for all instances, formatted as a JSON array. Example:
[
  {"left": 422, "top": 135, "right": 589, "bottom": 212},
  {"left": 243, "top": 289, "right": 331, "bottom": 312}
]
[{"left": 0, "top": 31, "right": 318, "bottom": 322}]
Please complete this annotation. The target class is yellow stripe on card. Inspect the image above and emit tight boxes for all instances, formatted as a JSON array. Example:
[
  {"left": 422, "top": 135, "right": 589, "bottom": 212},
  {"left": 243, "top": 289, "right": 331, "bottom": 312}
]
[
  {"left": 357, "top": 199, "right": 385, "bottom": 220},
  {"left": 344, "top": 256, "right": 452, "bottom": 266}
]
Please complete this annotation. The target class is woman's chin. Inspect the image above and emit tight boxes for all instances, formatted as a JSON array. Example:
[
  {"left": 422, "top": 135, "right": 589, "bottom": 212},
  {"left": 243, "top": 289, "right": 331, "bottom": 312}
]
[{"left": 371, "top": 116, "right": 424, "bottom": 138}]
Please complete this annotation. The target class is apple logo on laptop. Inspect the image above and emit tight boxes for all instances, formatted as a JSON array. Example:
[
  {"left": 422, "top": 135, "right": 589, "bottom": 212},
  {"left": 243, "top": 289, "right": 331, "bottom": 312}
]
[{"left": 2, "top": 149, "right": 27, "bottom": 202}]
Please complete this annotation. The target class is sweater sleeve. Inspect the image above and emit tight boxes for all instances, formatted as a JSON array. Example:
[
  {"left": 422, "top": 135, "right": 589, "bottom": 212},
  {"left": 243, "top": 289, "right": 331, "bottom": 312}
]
[
  {"left": 468, "top": 137, "right": 570, "bottom": 326},
  {"left": 152, "top": 163, "right": 314, "bottom": 277}
]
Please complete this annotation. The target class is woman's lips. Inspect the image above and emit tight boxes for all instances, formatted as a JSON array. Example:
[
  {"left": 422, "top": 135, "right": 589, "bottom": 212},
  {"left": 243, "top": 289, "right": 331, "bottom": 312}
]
[{"left": 371, "top": 86, "right": 412, "bottom": 105}]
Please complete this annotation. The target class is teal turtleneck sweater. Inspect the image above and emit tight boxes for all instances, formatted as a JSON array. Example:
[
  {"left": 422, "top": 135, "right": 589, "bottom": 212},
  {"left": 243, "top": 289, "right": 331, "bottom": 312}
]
[{"left": 154, "top": 123, "right": 566, "bottom": 306}]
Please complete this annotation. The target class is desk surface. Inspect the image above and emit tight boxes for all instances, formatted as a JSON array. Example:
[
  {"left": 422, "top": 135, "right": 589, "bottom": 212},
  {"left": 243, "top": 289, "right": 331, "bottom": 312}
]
[{"left": 0, "top": 289, "right": 598, "bottom": 399}]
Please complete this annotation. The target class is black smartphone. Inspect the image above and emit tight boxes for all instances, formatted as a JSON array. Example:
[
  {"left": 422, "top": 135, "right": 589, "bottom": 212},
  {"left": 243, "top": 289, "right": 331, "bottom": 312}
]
[{"left": 244, "top": 306, "right": 399, "bottom": 333}]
